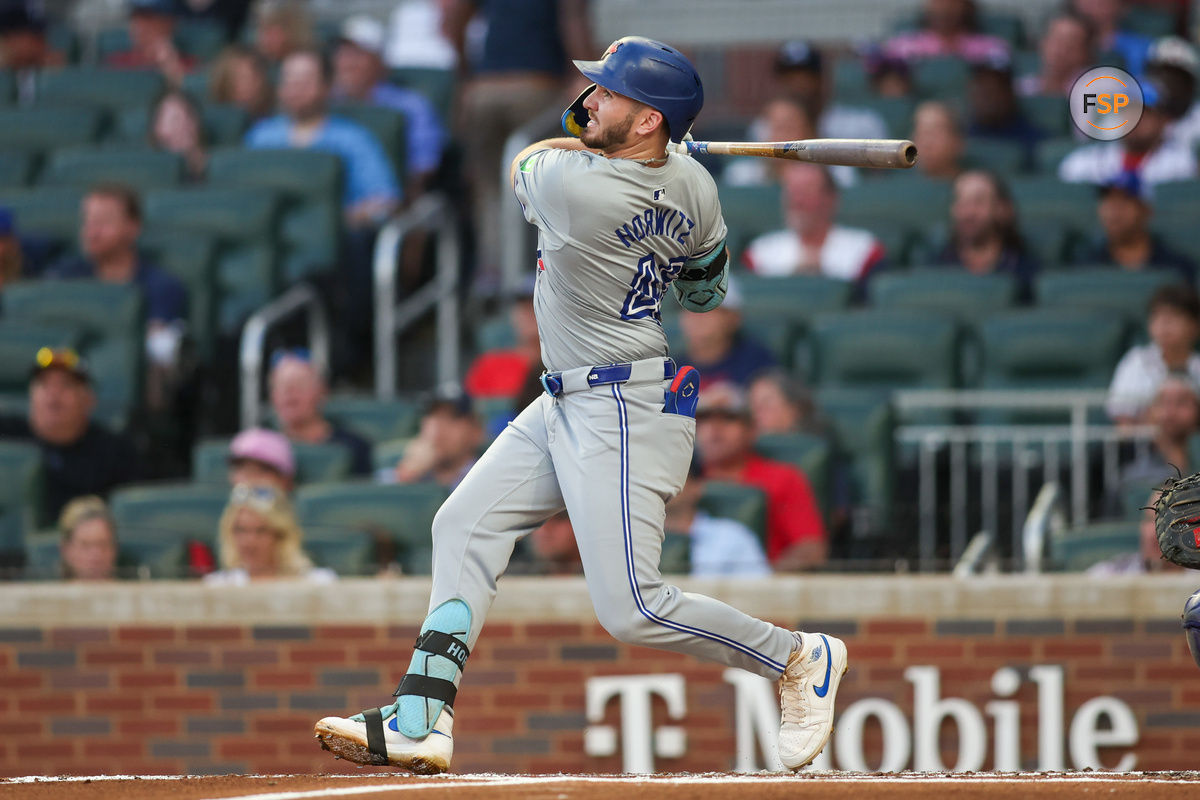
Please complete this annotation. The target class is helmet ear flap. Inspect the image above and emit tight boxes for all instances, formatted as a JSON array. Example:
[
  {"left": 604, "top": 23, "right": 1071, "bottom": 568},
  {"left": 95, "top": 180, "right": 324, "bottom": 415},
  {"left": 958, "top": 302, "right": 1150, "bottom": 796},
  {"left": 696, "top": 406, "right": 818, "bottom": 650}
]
[{"left": 561, "top": 84, "right": 596, "bottom": 137}]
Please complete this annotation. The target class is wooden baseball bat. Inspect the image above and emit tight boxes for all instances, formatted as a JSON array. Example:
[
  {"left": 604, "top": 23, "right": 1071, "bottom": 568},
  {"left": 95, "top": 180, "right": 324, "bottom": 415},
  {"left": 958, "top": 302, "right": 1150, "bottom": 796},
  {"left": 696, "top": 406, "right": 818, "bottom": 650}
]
[{"left": 684, "top": 138, "right": 918, "bottom": 169}]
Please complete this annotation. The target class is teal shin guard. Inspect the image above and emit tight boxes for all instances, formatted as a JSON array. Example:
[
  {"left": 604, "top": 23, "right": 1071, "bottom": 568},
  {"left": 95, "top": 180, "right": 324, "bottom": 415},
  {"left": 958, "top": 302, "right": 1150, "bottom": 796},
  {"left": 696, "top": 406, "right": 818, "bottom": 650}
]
[{"left": 395, "top": 599, "right": 472, "bottom": 738}]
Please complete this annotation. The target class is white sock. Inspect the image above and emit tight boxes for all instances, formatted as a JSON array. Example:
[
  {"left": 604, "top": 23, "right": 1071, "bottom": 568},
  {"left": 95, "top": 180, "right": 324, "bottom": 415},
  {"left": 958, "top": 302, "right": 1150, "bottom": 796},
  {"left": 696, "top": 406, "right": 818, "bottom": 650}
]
[{"left": 791, "top": 631, "right": 805, "bottom": 653}]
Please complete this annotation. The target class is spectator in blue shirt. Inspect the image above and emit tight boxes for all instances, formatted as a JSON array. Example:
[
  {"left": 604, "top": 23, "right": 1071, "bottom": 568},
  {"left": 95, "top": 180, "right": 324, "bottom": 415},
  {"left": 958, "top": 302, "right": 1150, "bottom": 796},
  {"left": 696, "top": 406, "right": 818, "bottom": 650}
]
[
  {"left": 332, "top": 15, "right": 445, "bottom": 194},
  {"left": 47, "top": 185, "right": 188, "bottom": 370},
  {"left": 245, "top": 48, "right": 400, "bottom": 230},
  {"left": 676, "top": 277, "right": 778, "bottom": 390}
]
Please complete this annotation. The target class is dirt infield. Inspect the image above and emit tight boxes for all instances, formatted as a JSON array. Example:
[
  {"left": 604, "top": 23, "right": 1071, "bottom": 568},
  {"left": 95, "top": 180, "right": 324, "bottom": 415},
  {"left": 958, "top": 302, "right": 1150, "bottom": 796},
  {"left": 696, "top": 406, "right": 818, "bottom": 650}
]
[{"left": 4, "top": 772, "right": 1200, "bottom": 800}]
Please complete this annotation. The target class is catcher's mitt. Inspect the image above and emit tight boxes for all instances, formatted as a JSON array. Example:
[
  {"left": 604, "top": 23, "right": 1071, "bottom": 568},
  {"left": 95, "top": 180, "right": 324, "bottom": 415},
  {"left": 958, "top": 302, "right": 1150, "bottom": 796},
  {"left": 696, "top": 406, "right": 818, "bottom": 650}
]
[{"left": 1153, "top": 472, "right": 1200, "bottom": 569}]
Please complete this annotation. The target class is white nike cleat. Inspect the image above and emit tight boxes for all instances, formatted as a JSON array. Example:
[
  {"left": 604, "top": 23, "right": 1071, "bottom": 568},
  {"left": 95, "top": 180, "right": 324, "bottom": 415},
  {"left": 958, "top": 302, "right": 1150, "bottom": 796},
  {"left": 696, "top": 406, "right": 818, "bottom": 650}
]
[
  {"left": 314, "top": 705, "right": 454, "bottom": 774},
  {"left": 778, "top": 632, "right": 848, "bottom": 770}
]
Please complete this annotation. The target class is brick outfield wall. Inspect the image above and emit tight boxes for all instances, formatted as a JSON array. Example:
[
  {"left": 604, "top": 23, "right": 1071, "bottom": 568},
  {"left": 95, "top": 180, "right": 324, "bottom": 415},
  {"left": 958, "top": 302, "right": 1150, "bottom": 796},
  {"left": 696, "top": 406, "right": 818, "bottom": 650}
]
[{"left": 1, "top": 615, "right": 1198, "bottom": 777}]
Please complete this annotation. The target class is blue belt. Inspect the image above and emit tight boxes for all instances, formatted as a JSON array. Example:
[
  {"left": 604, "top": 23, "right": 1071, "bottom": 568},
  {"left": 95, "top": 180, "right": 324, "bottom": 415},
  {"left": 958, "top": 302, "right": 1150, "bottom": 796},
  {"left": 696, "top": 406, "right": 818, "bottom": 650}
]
[{"left": 541, "top": 359, "right": 677, "bottom": 397}]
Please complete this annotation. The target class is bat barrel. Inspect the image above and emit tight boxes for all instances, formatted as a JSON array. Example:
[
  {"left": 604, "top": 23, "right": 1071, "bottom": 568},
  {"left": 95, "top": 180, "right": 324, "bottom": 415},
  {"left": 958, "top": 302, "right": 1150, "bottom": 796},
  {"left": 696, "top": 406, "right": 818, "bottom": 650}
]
[{"left": 686, "top": 138, "right": 918, "bottom": 169}]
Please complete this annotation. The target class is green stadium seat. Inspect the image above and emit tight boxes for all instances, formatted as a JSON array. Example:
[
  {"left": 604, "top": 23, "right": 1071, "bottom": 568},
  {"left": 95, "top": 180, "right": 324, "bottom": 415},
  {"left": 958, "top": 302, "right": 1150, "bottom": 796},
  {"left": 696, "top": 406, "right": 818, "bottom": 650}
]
[
  {"left": 323, "top": 395, "right": 421, "bottom": 443},
  {"left": 371, "top": 439, "right": 411, "bottom": 473},
  {"left": 39, "top": 147, "right": 184, "bottom": 191},
  {"left": 0, "top": 70, "right": 14, "bottom": 106},
  {"left": 840, "top": 174, "right": 952, "bottom": 232},
  {"left": 831, "top": 58, "right": 871, "bottom": 105},
  {"left": 22, "top": 530, "right": 60, "bottom": 580},
  {"left": 0, "top": 321, "right": 79, "bottom": 394},
  {"left": 813, "top": 388, "right": 894, "bottom": 541},
  {"left": 0, "top": 441, "right": 42, "bottom": 555},
  {"left": 303, "top": 527, "right": 376, "bottom": 576},
  {"left": 717, "top": 184, "right": 782, "bottom": 254},
  {"left": 175, "top": 19, "right": 229, "bottom": 61},
  {"left": 0, "top": 108, "right": 103, "bottom": 156},
  {"left": 963, "top": 138, "right": 1026, "bottom": 174},
  {"left": 1121, "top": 5, "right": 1175, "bottom": 36},
  {"left": 0, "top": 187, "right": 85, "bottom": 245},
  {"left": 207, "top": 147, "right": 342, "bottom": 283},
  {"left": 38, "top": 68, "right": 164, "bottom": 112},
  {"left": 913, "top": 56, "right": 969, "bottom": 99},
  {"left": 295, "top": 482, "right": 449, "bottom": 575},
  {"left": 698, "top": 481, "right": 767, "bottom": 546},
  {"left": 736, "top": 274, "right": 855, "bottom": 370},
  {"left": 978, "top": 12, "right": 1026, "bottom": 48},
  {"left": 870, "top": 270, "right": 1017, "bottom": 318},
  {"left": 332, "top": 104, "right": 408, "bottom": 187},
  {"left": 389, "top": 67, "right": 457, "bottom": 126},
  {"left": 0, "top": 152, "right": 35, "bottom": 188},
  {"left": 1034, "top": 269, "right": 1179, "bottom": 327},
  {"left": 139, "top": 229, "right": 219, "bottom": 360},
  {"left": 1034, "top": 136, "right": 1080, "bottom": 172},
  {"left": 977, "top": 309, "right": 1126, "bottom": 390},
  {"left": 144, "top": 187, "right": 280, "bottom": 331},
  {"left": 754, "top": 432, "right": 831, "bottom": 518},
  {"left": 108, "top": 481, "right": 229, "bottom": 557},
  {"left": 293, "top": 442, "right": 353, "bottom": 483},
  {"left": 659, "top": 532, "right": 692, "bottom": 575},
  {"left": 82, "top": 333, "right": 142, "bottom": 431},
  {"left": 113, "top": 531, "right": 191, "bottom": 579},
  {"left": 866, "top": 96, "right": 917, "bottom": 139},
  {"left": 1048, "top": 520, "right": 1138, "bottom": 572},
  {"left": 1009, "top": 177, "right": 1096, "bottom": 231},
  {"left": 1, "top": 279, "right": 143, "bottom": 341},
  {"left": 473, "top": 315, "right": 516, "bottom": 353},
  {"left": 1022, "top": 217, "right": 1078, "bottom": 267},
  {"left": 810, "top": 310, "right": 960, "bottom": 390},
  {"left": 111, "top": 102, "right": 250, "bottom": 147},
  {"left": 191, "top": 438, "right": 231, "bottom": 484},
  {"left": 1020, "top": 97, "right": 1071, "bottom": 139}
]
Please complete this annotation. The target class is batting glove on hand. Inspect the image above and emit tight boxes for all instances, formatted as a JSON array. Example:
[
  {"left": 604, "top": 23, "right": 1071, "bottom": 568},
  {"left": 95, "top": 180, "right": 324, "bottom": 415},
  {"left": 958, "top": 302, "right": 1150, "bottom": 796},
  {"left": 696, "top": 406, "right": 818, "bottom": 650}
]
[{"left": 666, "top": 133, "right": 695, "bottom": 157}]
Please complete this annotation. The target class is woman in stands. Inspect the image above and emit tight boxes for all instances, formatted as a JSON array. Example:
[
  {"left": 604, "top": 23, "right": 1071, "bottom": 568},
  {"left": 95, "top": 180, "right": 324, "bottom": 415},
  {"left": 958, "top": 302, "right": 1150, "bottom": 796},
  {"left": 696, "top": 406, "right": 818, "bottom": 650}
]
[
  {"left": 149, "top": 89, "right": 209, "bottom": 182},
  {"left": 58, "top": 496, "right": 119, "bottom": 581},
  {"left": 209, "top": 44, "right": 274, "bottom": 122},
  {"left": 205, "top": 484, "right": 334, "bottom": 584}
]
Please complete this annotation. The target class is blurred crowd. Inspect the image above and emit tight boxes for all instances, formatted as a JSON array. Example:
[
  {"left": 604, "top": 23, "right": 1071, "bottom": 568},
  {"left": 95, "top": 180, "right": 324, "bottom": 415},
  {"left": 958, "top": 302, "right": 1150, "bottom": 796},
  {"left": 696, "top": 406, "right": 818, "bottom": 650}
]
[{"left": 2, "top": 0, "right": 1200, "bottom": 581}]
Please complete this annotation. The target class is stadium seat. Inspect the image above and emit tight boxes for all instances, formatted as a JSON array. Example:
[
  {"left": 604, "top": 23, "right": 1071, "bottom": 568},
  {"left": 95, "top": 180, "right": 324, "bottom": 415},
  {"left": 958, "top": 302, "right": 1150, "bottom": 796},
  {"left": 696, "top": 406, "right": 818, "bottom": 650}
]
[
  {"left": 0, "top": 70, "right": 13, "bottom": 105},
  {"left": 963, "top": 138, "right": 1026, "bottom": 174},
  {"left": 737, "top": 274, "right": 855, "bottom": 370},
  {"left": 139, "top": 229, "right": 219, "bottom": 361},
  {"left": 193, "top": 438, "right": 353, "bottom": 484},
  {"left": 473, "top": 315, "right": 517, "bottom": 353},
  {"left": 0, "top": 108, "right": 103, "bottom": 156},
  {"left": 83, "top": 333, "right": 142, "bottom": 430},
  {"left": 112, "top": 103, "right": 250, "bottom": 147},
  {"left": 866, "top": 96, "right": 917, "bottom": 140},
  {"left": 113, "top": 531, "right": 191, "bottom": 579},
  {"left": 659, "top": 532, "right": 691, "bottom": 575},
  {"left": 331, "top": 104, "right": 409, "bottom": 187},
  {"left": 913, "top": 56, "right": 969, "bottom": 99},
  {"left": 754, "top": 432, "right": 831, "bottom": 518},
  {"left": 870, "top": 270, "right": 1017, "bottom": 318},
  {"left": 389, "top": 67, "right": 457, "bottom": 126},
  {"left": 0, "top": 321, "right": 79, "bottom": 394},
  {"left": 0, "top": 441, "right": 42, "bottom": 555},
  {"left": 839, "top": 174, "right": 952, "bottom": 232},
  {"left": 22, "top": 530, "right": 60, "bottom": 580},
  {"left": 698, "top": 481, "right": 767, "bottom": 546},
  {"left": 0, "top": 152, "right": 34, "bottom": 188},
  {"left": 814, "top": 388, "right": 894, "bottom": 542},
  {"left": 207, "top": 148, "right": 342, "bottom": 283},
  {"left": 40, "top": 147, "right": 184, "bottom": 191},
  {"left": 174, "top": 19, "right": 229, "bottom": 61},
  {"left": 977, "top": 309, "right": 1126, "bottom": 394},
  {"left": 1021, "top": 217, "right": 1079, "bottom": 267},
  {"left": 295, "top": 482, "right": 449, "bottom": 575},
  {"left": 38, "top": 67, "right": 164, "bottom": 112},
  {"left": 144, "top": 187, "right": 280, "bottom": 331},
  {"left": 2, "top": 279, "right": 143, "bottom": 341},
  {"left": 1034, "top": 269, "right": 1179, "bottom": 327},
  {"left": 371, "top": 439, "right": 411, "bottom": 473},
  {"left": 1020, "top": 98, "right": 1071, "bottom": 139},
  {"left": 323, "top": 395, "right": 421, "bottom": 443},
  {"left": 1034, "top": 136, "right": 1080, "bottom": 173},
  {"left": 303, "top": 527, "right": 376, "bottom": 576},
  {"left": 718, "top": 184, "right": 783, "bottom": 254},
  {"left": 1048, "top": 520, "right": 1138, "bottom": 572},
  {"left": 1009, "top": 177, "right": 1096, "bottom": 232},
  {"left": 191, "top": 438, "right": 230, "bottom": 484},
  {"left": 810, "top": 310, "right": 960, "bottom": 391},
  {"left": 0, "top": 186, "right": 85, "bottom": 246},
  {"left": 831, "top": 58, "right": 871, "bottom": 105},
  {"left": 108, "top": 481, "right": 229, "bottom": 570}
]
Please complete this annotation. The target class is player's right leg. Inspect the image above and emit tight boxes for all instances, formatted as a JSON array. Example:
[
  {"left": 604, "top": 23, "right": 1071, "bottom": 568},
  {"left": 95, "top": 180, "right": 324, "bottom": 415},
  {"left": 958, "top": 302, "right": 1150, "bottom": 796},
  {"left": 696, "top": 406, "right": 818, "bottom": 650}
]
[{"left": 315, "top": 396, "right": 565, "bottom": 772}]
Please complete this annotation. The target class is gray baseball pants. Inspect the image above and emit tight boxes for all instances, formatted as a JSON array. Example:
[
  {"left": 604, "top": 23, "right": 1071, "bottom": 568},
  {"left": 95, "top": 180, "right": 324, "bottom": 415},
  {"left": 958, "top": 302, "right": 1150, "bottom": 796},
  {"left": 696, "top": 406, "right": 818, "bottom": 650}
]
[{"left": 426, "top": 356, "right": 795, "bottom": 679}]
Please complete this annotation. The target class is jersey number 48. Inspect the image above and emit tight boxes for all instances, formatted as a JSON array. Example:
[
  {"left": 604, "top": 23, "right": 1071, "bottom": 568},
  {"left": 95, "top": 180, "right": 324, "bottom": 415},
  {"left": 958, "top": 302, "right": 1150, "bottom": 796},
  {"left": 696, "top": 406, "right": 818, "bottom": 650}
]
[{"left": 620, "top": 253, "right": 685, "bottom": 323}]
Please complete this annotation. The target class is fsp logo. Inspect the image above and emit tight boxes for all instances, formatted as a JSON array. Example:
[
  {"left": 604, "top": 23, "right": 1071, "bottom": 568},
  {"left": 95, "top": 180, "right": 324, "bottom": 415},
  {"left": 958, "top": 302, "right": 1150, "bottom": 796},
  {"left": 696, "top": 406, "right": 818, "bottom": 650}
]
[{"left": 1070, "top": 67, "right": 1144, "bottom": 141}]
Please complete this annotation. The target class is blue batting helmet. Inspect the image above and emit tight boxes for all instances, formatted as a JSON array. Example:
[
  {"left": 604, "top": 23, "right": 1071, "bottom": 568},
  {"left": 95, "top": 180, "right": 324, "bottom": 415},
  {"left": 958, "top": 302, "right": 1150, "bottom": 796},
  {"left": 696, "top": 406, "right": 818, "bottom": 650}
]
[{"left": 562, "top": 36, "right": 704, "bottom": 143}]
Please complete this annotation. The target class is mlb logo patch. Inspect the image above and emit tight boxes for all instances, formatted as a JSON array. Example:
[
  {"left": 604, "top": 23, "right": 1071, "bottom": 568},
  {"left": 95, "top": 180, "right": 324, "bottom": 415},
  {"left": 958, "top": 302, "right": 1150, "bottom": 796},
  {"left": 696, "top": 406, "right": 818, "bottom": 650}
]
[{"left": 653, "top": 187, "right": 666, "bottom": 201}]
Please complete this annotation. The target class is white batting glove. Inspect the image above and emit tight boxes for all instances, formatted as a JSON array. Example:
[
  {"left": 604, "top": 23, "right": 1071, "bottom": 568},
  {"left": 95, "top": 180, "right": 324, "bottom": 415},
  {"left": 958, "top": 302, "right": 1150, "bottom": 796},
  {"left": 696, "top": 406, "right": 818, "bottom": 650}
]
[{"left": 667, "top": 133, "right": 694, "bottom": 157}]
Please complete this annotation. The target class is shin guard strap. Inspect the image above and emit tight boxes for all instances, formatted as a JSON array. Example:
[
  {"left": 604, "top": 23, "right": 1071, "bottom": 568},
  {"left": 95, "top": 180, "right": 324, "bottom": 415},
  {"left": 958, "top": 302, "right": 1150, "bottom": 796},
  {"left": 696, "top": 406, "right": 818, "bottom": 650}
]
[
  {"left": 414, "top": 630, "right": 470, "bottom": 671},
  {"left": 362, "top": 707, "right": 387, "bottom": 763},
  {"left": 394, "top": 674, "right": 458, "bottom": 707}
]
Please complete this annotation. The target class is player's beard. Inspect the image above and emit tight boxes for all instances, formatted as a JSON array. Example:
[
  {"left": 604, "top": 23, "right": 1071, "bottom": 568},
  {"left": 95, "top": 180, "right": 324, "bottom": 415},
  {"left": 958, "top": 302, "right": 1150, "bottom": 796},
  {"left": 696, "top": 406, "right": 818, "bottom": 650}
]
[{"left": 580, "top": 110, "right": 638, "bottom": 151}]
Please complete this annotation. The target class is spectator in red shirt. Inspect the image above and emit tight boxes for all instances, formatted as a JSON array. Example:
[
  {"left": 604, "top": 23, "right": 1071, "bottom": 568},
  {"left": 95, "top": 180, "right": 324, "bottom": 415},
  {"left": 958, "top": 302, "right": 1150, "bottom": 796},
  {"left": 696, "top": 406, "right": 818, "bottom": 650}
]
[
  {"left": 464, "top": 284, "right": 541, "bottom": 400},
  {"left": 695, "top": 382, "right": 828, "bottom": 571}
]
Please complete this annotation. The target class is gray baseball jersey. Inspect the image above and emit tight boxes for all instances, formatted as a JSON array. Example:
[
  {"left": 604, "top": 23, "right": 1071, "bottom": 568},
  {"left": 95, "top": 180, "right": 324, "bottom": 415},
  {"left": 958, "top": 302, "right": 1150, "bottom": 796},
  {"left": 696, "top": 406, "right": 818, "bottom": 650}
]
[{"left": 513, "top": 148, "right": 727, "bottom": 371}]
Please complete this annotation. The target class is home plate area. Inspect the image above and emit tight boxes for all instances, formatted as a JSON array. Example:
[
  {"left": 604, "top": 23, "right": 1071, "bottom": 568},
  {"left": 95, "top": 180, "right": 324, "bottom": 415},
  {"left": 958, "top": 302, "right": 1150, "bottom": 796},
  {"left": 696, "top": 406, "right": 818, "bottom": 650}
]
[{"left": 3, "top": 772, "right": 1200, "bottom": 800}]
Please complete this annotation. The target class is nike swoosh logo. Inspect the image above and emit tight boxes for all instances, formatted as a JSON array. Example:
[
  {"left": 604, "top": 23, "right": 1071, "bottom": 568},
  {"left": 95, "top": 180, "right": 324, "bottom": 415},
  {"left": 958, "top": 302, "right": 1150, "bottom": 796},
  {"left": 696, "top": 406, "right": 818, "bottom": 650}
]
[
  {"left": 812, "top": 634, "right": 833, "bottom": 698},
  {"left": 387, "top": 716, "right": 451, "bottom": 739},
  {"left": 431, "top": 730, "right": 451, "bottom": 738}
]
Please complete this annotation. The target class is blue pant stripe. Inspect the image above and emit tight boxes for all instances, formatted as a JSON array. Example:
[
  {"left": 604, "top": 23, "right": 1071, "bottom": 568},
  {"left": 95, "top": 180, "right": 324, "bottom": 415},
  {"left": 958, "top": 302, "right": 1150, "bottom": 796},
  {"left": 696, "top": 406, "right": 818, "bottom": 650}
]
[{"left": 611, "top": 384, "right": 785, "bottom": 674}]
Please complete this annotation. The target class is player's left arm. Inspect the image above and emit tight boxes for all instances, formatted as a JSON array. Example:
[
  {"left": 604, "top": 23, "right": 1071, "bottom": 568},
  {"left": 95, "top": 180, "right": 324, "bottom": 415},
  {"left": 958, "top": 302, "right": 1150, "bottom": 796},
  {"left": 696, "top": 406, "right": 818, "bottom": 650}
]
[{"left": 508, "top": 137, "right": 596, "bottom": 189}]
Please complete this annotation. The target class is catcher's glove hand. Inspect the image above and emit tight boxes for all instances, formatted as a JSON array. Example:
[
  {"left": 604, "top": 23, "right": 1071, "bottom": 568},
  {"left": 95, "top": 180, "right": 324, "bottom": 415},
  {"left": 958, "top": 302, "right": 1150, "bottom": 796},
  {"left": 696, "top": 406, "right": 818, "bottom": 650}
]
[{"left": 1153, "top": 472, "right": 1200, "bottom": 569}]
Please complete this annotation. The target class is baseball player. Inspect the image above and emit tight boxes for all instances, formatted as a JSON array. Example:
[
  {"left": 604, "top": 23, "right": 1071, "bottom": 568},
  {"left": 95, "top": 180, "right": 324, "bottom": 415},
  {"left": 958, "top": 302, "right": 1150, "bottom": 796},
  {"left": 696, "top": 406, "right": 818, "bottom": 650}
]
[{"left": 315, "top": 36, "right": 848, "bottom": 774}]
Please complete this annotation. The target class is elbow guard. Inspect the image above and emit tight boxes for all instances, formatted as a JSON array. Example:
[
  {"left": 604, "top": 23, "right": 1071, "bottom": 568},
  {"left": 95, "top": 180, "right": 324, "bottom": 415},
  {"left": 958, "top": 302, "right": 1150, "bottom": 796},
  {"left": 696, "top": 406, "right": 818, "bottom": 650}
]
[{"left": 672, "top": 262, "right": 728, "bottom": 312}]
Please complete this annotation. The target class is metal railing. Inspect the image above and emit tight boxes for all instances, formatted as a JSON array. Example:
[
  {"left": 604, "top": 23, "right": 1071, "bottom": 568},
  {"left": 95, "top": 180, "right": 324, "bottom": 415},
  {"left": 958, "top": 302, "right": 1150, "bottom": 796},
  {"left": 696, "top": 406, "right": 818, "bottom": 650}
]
[
  {"left": 893, "top": 390, "right": 1154, "bottom": 572},
  {"left": 238, "top": 283, "right": 330, "bottom": 429},
  {"left": 373, "top": 192, "right": 461, "bottom": 399}
]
